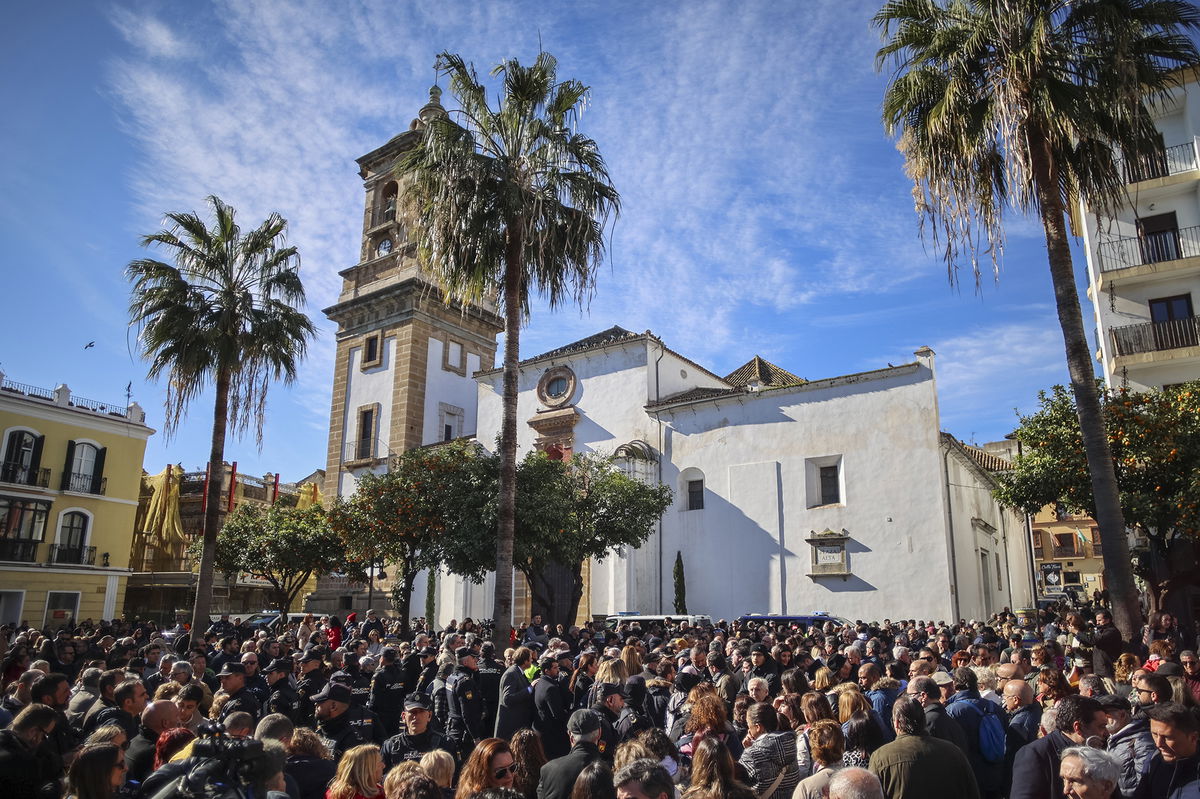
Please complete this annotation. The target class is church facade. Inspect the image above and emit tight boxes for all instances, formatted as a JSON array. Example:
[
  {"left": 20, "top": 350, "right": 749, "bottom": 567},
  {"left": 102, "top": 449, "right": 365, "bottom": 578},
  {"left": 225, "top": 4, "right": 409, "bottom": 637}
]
[{"left": 317, "top": 93, "right": 1034, "bottom": 623}]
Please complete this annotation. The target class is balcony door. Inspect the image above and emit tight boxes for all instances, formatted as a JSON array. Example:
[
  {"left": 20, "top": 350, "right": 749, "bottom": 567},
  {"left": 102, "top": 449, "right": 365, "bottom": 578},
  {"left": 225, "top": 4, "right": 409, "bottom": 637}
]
[
  {"left": 1149, "top": 293, "right": 1198, "bottom": 350},
  {"left": 1, "top": 430, "right": 41, "bottom": 485},
  {"left": 1138, "top": 212, "right": 1181, "bottom": 264}
]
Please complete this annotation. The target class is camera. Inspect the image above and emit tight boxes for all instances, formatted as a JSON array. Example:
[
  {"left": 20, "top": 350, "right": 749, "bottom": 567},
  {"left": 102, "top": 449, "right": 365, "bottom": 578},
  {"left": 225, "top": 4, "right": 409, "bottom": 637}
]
[{"left": 147, "top": 722, "right": 273, "bottom": 799}]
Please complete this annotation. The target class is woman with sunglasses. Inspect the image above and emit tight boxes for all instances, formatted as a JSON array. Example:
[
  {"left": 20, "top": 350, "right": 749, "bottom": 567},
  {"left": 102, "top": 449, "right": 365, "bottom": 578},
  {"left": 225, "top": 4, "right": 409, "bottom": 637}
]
[
  {"left": 455, "top": 738, "right": 516, "bottom": 798},
  {"left": 66, "top": 742, "right": 125, "bottom": 799}
]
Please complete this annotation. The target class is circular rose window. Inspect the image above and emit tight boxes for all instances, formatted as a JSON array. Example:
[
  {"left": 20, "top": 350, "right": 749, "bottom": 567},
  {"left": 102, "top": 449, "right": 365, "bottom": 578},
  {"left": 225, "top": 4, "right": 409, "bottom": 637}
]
[{"left": 537, "top": 366, "right": 576, "bottom": 408}]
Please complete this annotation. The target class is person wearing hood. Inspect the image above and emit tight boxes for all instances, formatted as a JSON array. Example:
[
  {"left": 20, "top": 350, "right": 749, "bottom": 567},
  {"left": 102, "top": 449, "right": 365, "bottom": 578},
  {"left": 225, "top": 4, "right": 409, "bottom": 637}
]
[
  {"left": 1098, "top": 694, "right": 1155, "bottom": 798},
  {"left": 643, "top": 660, "right": 674, "bottom": 730},
  {"left": 737, "top": 703, "right": 800, "bottom": 799}
]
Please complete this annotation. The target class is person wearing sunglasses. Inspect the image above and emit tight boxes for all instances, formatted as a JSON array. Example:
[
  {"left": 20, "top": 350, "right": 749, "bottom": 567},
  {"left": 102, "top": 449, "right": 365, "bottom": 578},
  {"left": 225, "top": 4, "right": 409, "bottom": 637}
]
[{"left": 455, "top": 737, "right": 516, "bottom": 798}]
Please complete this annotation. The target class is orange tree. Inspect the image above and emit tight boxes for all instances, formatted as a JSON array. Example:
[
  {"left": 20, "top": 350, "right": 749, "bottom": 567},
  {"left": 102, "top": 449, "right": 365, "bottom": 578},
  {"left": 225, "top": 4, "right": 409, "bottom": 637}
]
[
  {"left": 995, "top": 381, "right": 1200, "bottom": 627},
  {"left": 327, "top": 441, "right": 476, "bottom": 634}
]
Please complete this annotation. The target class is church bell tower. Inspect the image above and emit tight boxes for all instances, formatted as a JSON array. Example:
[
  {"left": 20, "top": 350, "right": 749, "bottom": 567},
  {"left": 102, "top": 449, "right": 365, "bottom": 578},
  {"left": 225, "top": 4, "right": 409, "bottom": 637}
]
[{"left": 322, "top": 88, "right": 503, "bottom": 501}]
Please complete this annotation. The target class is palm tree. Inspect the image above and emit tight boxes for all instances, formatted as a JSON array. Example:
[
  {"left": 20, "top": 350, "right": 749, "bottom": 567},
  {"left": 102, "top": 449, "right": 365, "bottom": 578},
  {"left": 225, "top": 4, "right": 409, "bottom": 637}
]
[
  {"left": 127, "top": 195, "right": 315, "bottom": 637},
  {"left": 397, "top": 52, "right": 619, "bottom": 646},
  {"left": 875, "top": 0, "right": 1200, "bottom": 639}
]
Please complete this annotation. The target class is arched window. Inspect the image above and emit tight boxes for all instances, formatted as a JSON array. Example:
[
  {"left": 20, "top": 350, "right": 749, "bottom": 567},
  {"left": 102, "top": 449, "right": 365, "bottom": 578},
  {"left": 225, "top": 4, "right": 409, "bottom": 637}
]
[
  {"left": 61, "top": 441, "right": 106, "bottom": 494},
  {"left": 1, "top": 429, "right": 43, "bottom": 486},
  {"left": 680, "top": 467, "right": 705, "bottom": 511},
  {"left": 54, "top": 511, "right": 91, "bottom": 565}
]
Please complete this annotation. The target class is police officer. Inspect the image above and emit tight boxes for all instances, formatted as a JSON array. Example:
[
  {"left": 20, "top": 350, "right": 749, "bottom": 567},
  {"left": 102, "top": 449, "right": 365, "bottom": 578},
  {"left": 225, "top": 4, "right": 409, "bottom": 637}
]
[
  {"left": 264, "top": 658, "right": 300, "bottom": 722},
  {"left": 414, "top": 646, "right": 439, "bottom": 694},
  {"left": 332, "top": 653, "right": 371, "bottom": 707},
  {"left": 369, "top": 648, "right": 408, "bottom": 737},
  {"left": 380, "top": 693, "right": 456, "bottom": 772},
  {"left": 312, "top": 682, "right": 367, "bottom": 761},
  {"left": 446, "top": 646, "right": 483, "bottom": 757},
  {"left": 475, "top": 641, "right": 504, "bottom": 737},
  {"left": 240, "top": 652, "right": 270, "bottom": 706},
  {"left": 216, "top": 662, "right": 261, "bottom": 724},
  {"left": 295, "top": 651, "right": 327, "bottom": 727}
]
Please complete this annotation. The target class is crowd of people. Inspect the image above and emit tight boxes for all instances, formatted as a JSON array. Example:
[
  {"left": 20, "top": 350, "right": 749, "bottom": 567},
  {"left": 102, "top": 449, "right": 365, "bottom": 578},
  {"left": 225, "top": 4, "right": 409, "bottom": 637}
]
[{"left": 1, "top": 603, "right": 1198, "bottom": 799}]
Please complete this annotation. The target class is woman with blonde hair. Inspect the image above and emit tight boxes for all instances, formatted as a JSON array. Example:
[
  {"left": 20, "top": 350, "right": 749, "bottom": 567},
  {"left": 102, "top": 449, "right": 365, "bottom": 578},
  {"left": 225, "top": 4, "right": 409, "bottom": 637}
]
[
  {"left": 298, "top": 614, "right": 315, "bottom": 648},
  {"left": 811, "top": 667, "right": 835, "bottom": 694},
  {"left": 1114, "top": 653, "right": 1142, "bottom": 686},
  {"left": 325, "top": 744, "right": 383, "bottom": 799},
  {"left": 795, "top": 692, "right": 836, "bottom": 778},
  {"left": 681, "top": 736, "right": 754, "bottom": 799},
  {"left": 836, "top": 690, "right": 870, "bottom": 724},
  {"left": 417, "top": 750, "right": 454, "bottom": 799},
  {"left": 454, "top": 738, "right": 515, "bottom": 799},
  {"left": 620, "top": 646, "right": 642, "bottom": 679}
]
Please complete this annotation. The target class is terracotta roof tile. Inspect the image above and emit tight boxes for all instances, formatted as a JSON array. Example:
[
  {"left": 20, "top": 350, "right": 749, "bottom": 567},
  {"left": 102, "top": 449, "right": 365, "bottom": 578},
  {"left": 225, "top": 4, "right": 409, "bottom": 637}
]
[{"left": 724, "top": 355, "right": 805, "bottom": 387}]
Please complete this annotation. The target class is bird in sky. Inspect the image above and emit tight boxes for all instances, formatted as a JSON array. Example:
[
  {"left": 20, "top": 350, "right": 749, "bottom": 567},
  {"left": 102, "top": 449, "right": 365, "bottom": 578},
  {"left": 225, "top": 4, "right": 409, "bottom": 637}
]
[{"left": 83, "top": 341, "right": 95, "bottom": 349}]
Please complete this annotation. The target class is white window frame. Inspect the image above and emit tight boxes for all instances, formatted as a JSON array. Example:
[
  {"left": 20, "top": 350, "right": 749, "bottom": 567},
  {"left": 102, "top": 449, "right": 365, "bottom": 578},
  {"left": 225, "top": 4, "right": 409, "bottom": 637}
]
[
  {"left": 54, "top": 506, "right": 93, "bottom": 549},
  {"left": 42, "top": 590, "right": 80, "bottom": 629}
]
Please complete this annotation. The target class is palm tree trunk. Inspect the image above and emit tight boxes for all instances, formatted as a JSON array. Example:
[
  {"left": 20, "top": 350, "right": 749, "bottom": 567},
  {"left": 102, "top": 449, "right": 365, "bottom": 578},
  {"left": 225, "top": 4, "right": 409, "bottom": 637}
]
[
  {"left": 494, "top": 237, "right": 524, "bottom": 648},
  {"left": 1029, "top": 130, "right": 1142, "bottom": 641},
  {"left": 191, "top": 367, "right": 231, "bottom": 638}
]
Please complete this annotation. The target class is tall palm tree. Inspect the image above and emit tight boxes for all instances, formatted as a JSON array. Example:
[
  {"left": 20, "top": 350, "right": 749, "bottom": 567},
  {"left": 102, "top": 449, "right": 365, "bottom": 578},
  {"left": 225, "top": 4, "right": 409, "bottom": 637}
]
[
  {"left": 127, "top": 195, "right": 315, "bottom": 637},
  {"left": 875, "top": 0, "right": 1200, "bottom": 639},
  {"left": 397, "top": 52, "right": 619, "bottom": 646}
]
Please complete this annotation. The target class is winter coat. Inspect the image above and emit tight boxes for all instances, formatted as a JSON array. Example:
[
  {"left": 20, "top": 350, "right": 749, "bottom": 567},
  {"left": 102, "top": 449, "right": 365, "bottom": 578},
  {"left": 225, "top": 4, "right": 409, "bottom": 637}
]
[
  {"left": 737, "top": 730, "right": 800, "bottom": 799},
  {"left": 0, "top": 730, "right": 58, "bottom": 799},
  {"left": 945, "top": 689, "right": 1004, "bottom": 794},
  {"left": 1009, "top": 729, "right": 1072, "bottom": 799},
  {"left": 644, "top": 679, "right": 671, "bottom": 729},
  {"left": 1133, "top": 752, "right": 1200, "bottom": 799},
  {"left": 287, "top": 755, "right": 338, "bottom": 799},
  {"left": 1108, "top": 716, "right": 1157, "bottom": 798},
  {"left": 495, "top": 664, "right": 535, "bottom": 739},
  {"left": 869, "top": 733, "right": 981, "bottom": 799}
]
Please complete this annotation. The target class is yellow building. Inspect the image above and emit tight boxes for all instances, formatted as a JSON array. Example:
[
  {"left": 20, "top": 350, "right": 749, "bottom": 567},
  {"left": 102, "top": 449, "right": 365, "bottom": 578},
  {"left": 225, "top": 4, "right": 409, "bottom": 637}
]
[
  {"left": 0, "top": 372, "right": 154, "bottom": 628},
  {"left": 1030, "top": 504, "right": 1106, "bottom": 601}
]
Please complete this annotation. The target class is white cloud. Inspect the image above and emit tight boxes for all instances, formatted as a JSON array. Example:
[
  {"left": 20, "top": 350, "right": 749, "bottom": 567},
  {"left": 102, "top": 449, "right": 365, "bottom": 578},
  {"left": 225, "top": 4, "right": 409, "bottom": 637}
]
[{"left": 109, "top": 8, "right": 194, "bottom": 60}]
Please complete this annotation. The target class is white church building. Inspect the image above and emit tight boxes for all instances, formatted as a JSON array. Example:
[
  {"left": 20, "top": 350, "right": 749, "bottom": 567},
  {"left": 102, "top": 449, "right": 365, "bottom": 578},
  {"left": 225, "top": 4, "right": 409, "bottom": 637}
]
[{"left": 316, "top": 93, "right": 1034, "bottom": 625}]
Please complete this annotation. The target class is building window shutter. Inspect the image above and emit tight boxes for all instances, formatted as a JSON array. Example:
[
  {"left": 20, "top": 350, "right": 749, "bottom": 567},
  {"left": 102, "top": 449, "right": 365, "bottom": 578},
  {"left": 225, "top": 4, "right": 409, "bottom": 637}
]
[
  {"left": 90, "top": 447, "right": 107, "bottom": 494},
  {"left": 60, "top": 441, "right": 76, "bottom": 491},
  {"left": 30, "top": 434, "right": 44, "bottom": 473}
]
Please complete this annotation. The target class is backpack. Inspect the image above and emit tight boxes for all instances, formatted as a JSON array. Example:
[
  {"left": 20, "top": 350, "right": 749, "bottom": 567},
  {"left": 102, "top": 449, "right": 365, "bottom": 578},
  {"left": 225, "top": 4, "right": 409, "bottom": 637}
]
[{"left": 961, "top": 698, "right": 1006, "bottom": 763}]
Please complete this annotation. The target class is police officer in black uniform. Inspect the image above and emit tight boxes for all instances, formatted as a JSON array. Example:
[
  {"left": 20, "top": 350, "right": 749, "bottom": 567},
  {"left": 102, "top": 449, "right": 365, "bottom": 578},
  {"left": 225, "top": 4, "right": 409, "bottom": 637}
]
[
  {"left": 445, "top": 646, "right": 484, "bottom": 758},
  {"left": 265, "top": 657, "right": 300, "bottom": 722},
  {"left": 295, "top": 650, "right": 327, "bottom": 727},
  {"left": 312, "top": 682, "right": 367, "bottom": 761},
  {"left": 475, "top": 641, "right": 504, "bottom": 737},
  {"left": 369, "top": 648, "right": 408, "bottom": 737},
  {"left": 380, "top": 693, "right": 456, "bottom": 772},
  {"left": 413, "top": 646, "right": 439, "bottom": 694},
  {"left": 240, "top": 652, "right": 271, "bottom": 706},
  {"left": 332, "top": 653, "right": 371, "bottom": 707},
  {"left": 216, "top": 662, "right": 261, "bottom": 724}
]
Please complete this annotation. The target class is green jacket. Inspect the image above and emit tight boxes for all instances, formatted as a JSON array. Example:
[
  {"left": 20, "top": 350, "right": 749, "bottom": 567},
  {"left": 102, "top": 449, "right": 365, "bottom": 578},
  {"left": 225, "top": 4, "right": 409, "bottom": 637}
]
[{"left": 868, "top": 733, "right": 980, "bottom": 799}]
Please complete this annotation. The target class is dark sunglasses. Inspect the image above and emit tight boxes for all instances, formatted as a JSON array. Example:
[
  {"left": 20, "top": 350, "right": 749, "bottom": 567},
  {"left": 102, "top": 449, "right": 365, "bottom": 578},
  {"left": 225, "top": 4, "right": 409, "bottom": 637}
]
[{"left": 493, "top": 765, "right": 515, "bottom": 779}]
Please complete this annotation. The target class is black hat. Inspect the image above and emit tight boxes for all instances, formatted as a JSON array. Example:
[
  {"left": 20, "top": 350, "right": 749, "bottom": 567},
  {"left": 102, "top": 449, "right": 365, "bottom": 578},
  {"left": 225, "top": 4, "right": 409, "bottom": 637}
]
[
  {"left": 217, "top": 662, "right": 247, "bottom": 677},
  {"left": 674, "top": 671, "right": 702, "bottom": 694},
  {"left": 419, "top": 646, "right": 438, "bottom": 657},
  {"left": 455, "top": 646, "right": 475, "bottom": 661},
  {"left": 381, "top": 648, "right": 399, "bottom": 662},
  {"left": 264, "top": 658, "right": 292, "bottom": 674},
  {"left": 403, "top": 692, "right": 432, "bottom": 711},
  {"left": 567, "top": 709, "right": 601, "bottom": 736},
  {"left": 1157, "top": 662, "right": 1184, "bottom": 677},
  {"left": 751, "top": 643, "right": 770, "bottom": 655},
  {"left": 300, "top": 651, "right": 324, "bottom": 664},
  {"left": 827, "top": 654, "right": 847, "bottom": 672},
  {"left": 598, "top": 682, "right": 624, "bottom": 699},
  {"left": 310, "top": 683, "right": 353, "bottom": 704}
]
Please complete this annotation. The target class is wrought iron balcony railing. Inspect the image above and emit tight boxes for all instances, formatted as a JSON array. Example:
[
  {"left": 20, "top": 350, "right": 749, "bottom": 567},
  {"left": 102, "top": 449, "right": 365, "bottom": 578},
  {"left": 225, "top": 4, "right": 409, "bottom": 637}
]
[
  {"left": 1122, "top": 141, "right": 1199, "bottom": 183},
  {"left": 0, "top": 540, "right": 38, "bottom": 562},
  {"left": 0, "top": 463, "right": 50, "bottom": 488},
  {"left": 1112, "top": 314, "right": 1200, "bottom": 357},
  {"left": 1097, "top": 225, "right": 1200, "bottom": 272},
  {"left": 62, "top": 472, "right": 106, "bottom": 495},
  {"left": 48, "top": 545, "right": 96, "bottom": 565}
]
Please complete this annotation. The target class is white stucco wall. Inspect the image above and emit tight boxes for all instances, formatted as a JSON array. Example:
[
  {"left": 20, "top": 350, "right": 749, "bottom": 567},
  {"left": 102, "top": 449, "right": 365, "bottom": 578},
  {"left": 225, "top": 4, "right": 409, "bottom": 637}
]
[
  {"left": 338, "top": 337, "right": 395, "bottom": 497},
  {"left": 422, "top": 338, "right": 483, "bottom": 445}
]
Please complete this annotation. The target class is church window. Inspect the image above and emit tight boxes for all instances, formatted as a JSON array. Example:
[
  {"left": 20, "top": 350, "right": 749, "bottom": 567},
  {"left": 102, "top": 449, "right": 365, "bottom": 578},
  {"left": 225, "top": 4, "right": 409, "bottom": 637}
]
[
  {"left": 819, "top": 466, "right": 840, "bottom": 505},
  {"left": 438, "top": 403, "right": 464, "bottom": 443},
  {"left": 687, "top": 479, "right": 704, "bottom": 510},
  {"left": 546, "top": 376, "right": 568, "bottom": 398},
  {"left": 536, "top": 366, "right": 577, "bottom": 408},
  {"left": 361, "top": 332, "right": 383, "bottom": 370},
  {"left": 805, "top": 455, "right": 844, "bottom": 508}
]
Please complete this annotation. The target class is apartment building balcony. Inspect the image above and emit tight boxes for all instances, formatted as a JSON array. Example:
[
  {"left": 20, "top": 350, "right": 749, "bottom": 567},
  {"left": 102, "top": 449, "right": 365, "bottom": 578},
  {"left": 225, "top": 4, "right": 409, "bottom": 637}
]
[
  {"left": 1109, "top": 314, "right": 1200, "bottom": 377},
  {"left": 1123, "top": 141, "right": 1199, "bottom": 185},
  {"left": 0, "top": 540, "right": 39, "bottom": 562},
  {"left": 0, "top": 463, "right": 51, "bottom": 489},
  {"left": 48, "top": 544, "right": 96, "bottom": 566},
  {"left": 1093, "top": 225, "right": 1200, "bottom": 293}
]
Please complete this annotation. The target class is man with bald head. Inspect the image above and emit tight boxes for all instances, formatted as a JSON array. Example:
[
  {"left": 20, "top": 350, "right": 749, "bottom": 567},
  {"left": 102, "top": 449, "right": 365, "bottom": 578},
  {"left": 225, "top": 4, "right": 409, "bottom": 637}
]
[
  {"left": 829, "top": 767, "right": 885, "bottom": 799},
  {"left": 1001, "top": 678, "right": 1040, "bottom": 797},
  {"left": 126, "top": 699, "right": 180, "bottom": 782}
]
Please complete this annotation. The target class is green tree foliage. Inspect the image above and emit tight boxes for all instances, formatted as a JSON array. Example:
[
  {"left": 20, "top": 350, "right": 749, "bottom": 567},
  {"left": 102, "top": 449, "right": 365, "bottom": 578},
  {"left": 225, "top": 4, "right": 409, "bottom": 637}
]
[
  {"left": 874, "top": 0, "right": 1200, "bottom": 638},
  {"left": 199, "top": 504, "right": 341, "bottom": 614},
  {"left": 673, "top": 551, "right": 687, "bottom": 615},
  {"left": 127, "top": 196, "right": 315, "bottom": 635},
  {"left": 397, "top": 52, "right": 619, "bottom": 645},
  {"left": 995, "top": 381, "right": 1200, "bottom": 615},
  {"left": 327, "top": 442, "right": 474, "bottom": 635},
  {"left": 437, "top": 450, "right": 673, "bottom": 625}
]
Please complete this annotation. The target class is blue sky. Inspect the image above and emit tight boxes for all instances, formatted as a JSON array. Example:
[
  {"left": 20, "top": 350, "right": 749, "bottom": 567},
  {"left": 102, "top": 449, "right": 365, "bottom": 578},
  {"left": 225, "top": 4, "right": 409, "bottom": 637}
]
[{"left": 0, "top": 1, "right": 1085, "bottom": 481}]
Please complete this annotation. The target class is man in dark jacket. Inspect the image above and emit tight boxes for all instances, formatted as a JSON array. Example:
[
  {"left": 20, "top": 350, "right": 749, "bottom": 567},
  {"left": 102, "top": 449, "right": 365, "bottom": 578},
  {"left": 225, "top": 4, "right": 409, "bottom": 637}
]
[
  {"left": 125, "top": 700, "right": 180, "bottom": 783},
  {"left": 30, "top": 674, "right": 78, "bottom": 770},
  {"left": 1077, "top": 610, "right": 1123, "bottom": 679},
  {"left": 537, "top": 709, "right": 603, "bottom": 799},
  {"left": 590, "top": 683, "right": 623, "bottom": 762},
  {"left": 475, "top": 642, "right": 504, "bottom": 736},
  {"left": 869, "top": 696, "right": 980, "bottom": 799},
  {"left": 533, "top": 656, "right": 570, "bottom": 758},
  {"left": 380, "top": 693, "right": 455, "bottom": 771},
  {"left": 445, "top": 647, "right": 484, "bottom": 757},
  {"left": 217, "top": 662, "right": 261, "bottom": 724},
  {"left": 313, "top": 683, "right": 367, "bottom": 761},
  {"left": 907, "top": 676, "right": 968, "bottom": 754},
  {"left": 944, "top": 667, "right": 1005, "bottom": 798},
  {"left": 0, "top": 705, "right": 65, "bottom": 799},
  {"left": 91, "top": 678, "right": 146, "bottom": 740},
  {"left": 265, "top": 658, "right": 300, "bottom": 722},
  {"left": 748, "top": 644, "right": 780, "bottom": 697},
  {"left": 1010, "top": 695, "right": 1107, "bottom": 799},
  {"left": 369, "top": 648, "right": 408, "bottom": 737},
  {"left": 495, "top": 647, "right": 535, "bottom": 738},
  {"left": 1001, "top": 677, "right": 1041, "bottom": 797},
  {"left": 1098, "top": 694, "right": 1155, "bottom": 798},
  {"left": 1134, "top": 702, "right": 1200, "bottom": 799}
]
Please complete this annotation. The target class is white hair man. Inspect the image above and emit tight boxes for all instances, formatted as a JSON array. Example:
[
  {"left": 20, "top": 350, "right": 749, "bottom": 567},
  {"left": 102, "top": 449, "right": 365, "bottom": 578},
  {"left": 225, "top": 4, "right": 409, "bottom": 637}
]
[
  {"left": 828, "top": 767, "right": 884, "bottom": 799},
  {"left": 1059, "top": 746, "right": 1120, "bottom": 799}
]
